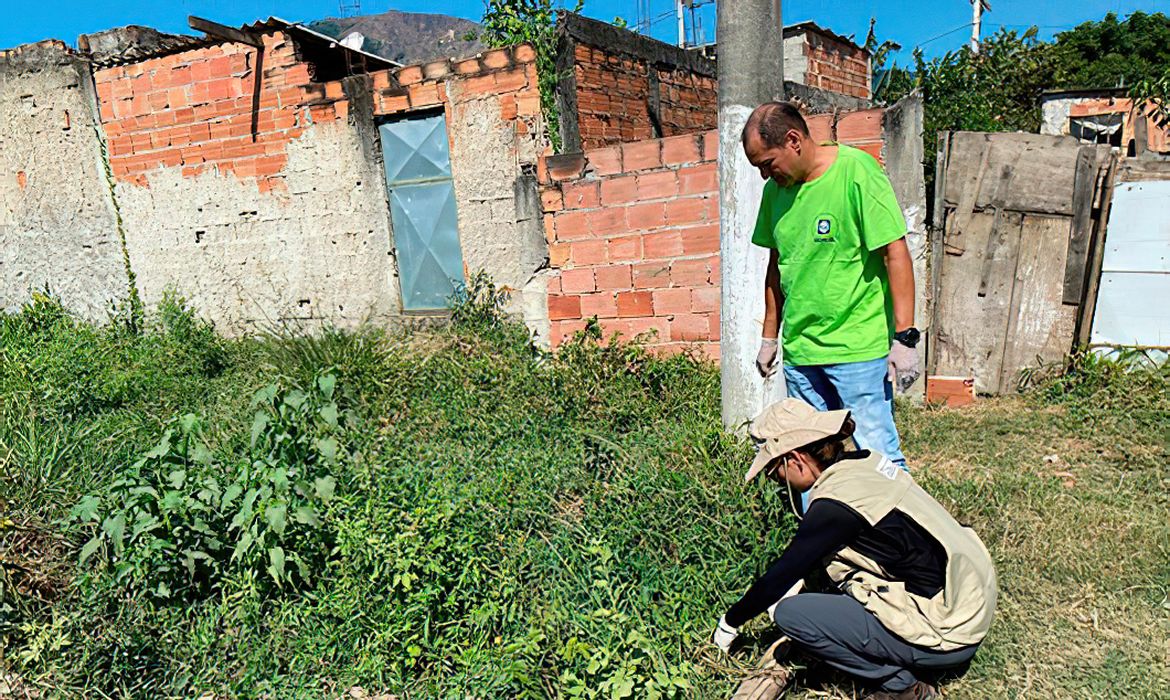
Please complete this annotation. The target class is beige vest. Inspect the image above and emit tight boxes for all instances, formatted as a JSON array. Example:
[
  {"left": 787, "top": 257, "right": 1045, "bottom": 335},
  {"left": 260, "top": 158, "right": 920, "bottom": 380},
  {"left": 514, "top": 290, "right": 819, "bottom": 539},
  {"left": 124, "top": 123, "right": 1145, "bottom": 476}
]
[{"left": 809, "top": 453, "right": 997, "bottom": 651}]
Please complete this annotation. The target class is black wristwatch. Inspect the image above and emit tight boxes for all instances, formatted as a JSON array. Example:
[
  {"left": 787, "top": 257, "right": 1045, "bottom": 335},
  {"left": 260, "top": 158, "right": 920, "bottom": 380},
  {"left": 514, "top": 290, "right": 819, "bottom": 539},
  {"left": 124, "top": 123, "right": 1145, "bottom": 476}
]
[{"left": 894, "top": 327, "right": 920, "bottom": 348}]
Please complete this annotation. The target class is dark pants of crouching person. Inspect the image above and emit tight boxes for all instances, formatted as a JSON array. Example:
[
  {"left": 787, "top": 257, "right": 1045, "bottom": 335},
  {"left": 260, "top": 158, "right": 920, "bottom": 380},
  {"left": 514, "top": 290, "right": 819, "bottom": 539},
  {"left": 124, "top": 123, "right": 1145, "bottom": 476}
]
[{"left": 774, "top": 593, "right": 979, "bottom": 693}]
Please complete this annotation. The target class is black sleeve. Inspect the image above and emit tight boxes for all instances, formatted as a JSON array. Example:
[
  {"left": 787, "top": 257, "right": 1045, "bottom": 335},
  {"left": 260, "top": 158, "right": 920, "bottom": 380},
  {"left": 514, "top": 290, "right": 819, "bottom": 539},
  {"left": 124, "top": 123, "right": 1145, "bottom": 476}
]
[{"left": 723, "top": 499, "right": 868, "bottom": 628}]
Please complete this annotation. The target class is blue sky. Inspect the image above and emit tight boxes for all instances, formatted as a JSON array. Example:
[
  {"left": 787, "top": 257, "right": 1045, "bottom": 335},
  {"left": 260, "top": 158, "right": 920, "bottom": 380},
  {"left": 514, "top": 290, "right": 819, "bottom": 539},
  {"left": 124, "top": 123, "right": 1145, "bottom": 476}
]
[{"left": 4, "top": 0, "right": 1168, "bottom": 63}]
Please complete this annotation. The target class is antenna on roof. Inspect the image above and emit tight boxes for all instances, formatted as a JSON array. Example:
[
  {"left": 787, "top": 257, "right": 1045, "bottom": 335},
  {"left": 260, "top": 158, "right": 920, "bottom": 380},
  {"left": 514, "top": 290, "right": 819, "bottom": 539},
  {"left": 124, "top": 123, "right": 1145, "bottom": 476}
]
[{"left": 339, "top": 0, "right": 362, "bottom": 18}]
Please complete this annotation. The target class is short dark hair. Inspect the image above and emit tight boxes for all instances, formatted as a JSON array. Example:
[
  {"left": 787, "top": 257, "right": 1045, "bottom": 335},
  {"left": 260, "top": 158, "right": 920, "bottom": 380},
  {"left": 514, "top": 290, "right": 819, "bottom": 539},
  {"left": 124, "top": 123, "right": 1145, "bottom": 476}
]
[
  {"left": 744, "top": 101, "right": 810, "bottom": 147},
  {"left": 796, "top": 416, "right": 857, "bottom": 467}
]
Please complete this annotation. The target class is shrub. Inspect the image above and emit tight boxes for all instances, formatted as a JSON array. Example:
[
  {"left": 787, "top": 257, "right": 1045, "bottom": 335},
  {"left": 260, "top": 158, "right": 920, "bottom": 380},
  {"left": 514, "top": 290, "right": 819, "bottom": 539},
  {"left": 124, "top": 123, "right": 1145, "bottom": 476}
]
[{"left": 71, "top": 375, "right": 349, "bottom": 602}]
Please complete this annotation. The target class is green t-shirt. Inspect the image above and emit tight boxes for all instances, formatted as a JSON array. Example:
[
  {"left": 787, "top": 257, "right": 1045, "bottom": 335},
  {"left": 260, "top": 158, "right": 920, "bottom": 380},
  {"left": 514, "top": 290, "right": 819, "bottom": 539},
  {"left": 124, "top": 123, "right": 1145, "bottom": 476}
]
[{"left": 752, "top": 144, "right": 906, "bottom": 366}]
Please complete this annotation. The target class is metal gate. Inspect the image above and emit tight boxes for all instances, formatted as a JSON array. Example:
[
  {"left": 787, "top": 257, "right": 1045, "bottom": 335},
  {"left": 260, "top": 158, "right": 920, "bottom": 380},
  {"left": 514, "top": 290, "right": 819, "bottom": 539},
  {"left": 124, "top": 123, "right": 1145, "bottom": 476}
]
[{"left": 378, "top": 112, "right": 464, "bottom": 311}]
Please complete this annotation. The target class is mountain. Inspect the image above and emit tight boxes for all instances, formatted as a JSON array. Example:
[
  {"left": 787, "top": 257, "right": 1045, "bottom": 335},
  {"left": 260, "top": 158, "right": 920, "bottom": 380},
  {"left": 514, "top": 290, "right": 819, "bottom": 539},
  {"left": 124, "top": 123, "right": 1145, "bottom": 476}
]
[{"left": 310, "top": 10, "right": 486, "bottom": 65}]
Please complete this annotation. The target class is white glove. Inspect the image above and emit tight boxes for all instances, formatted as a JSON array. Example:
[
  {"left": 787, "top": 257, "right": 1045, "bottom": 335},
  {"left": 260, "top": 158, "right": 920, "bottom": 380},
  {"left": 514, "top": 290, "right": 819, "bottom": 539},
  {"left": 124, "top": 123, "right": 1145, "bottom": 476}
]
[
  {"left": 756, "top": 338, "right": 779, "bottom": 378},
  {"left": 766, "top": 579, "right": 805, "bottom": 620},
  {"left": 712, "top": 615, "right": 739, "bottom": 653},
  {"left": 887, "top": 340, "right": 920, "bottom": 394}
]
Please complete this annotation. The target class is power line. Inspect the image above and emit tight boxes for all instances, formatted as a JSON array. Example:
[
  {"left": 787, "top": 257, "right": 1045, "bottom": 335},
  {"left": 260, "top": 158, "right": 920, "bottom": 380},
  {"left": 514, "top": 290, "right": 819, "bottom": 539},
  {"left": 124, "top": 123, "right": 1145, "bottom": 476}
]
[{"left": 917, "top": 22, "right": 974, "bottom": 48}]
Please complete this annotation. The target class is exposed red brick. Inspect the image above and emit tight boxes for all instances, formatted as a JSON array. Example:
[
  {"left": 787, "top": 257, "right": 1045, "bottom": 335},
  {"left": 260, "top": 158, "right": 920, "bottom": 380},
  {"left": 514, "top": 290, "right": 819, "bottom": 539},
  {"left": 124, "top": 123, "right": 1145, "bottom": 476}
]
[
  {"left": 664, "top": 197, "right": 710, "bottom": 226},
  {"left": 548, "top": 294, "right": 582, "bottom": 320},
  {"left": 599, "top": 175, "right": 638, "bottom": 206},
  {"left": 481, "top": 49, "right": 512, "bottom": 70},
  {"left": 661, "top": 133, "right": 702, "bottom": 165},
  {"left": 409, "top": 82, "right": 442, "bottom": 107},
  {"left": 627, "top": 317, "right": 669, "bottom": 342},
  {"left": 616, "top": 291, "right": 653, "bottom": 317},
  {"left": 626, "top": 201, "right": 666, "bottom": 230},
  {"left": 702, "top": 130, "right": 718, "bottom": 161},
  {"left": 541, "top": 188, "right": 563, "bottom": 212},
  {"left": 587, "top": 208, "right": 627, "bottom": 237},
  {"left": 397, "top": 65, "right": 424, "bottom": 85},
  {"left": 642, "top": 230, "right": 683, "bottom": 260},
  {"left": 549, "top": 242, "right": 570, "bottom": 268},
  {"left": 493, "top": 69, "right": 528, "bottom": 92},
  {"left": 514, "top": 44, "right": 537, "bottom": 63},
  {"left": 562, "top": 181, "right": 599, "bottom": 209},
  {"left": 580, "top": 291, "right": 618, "bottom": 318},
  {"left": 678, "top": 164, "right": 717, "bottom": 195},
  {"left": 652, "top": 288, "right": 691, "bottom": 316},
  {"left": 553, "top": 211, "right": 591, "bottom": 241},
  {"left": 561, "top": 268, "right": 596, "bottom": 293},
  {"left": 588, "top": 147, "right": 622, "bottom": 176},
  {"left": 570, "top": 239, "right": 607, "bottom": 265},
  {"left": 670, "top": 257, "right": 714, "bottom": 287},
  {"left": 621, "top": 139, "right": 661, "bottom": 171},
  {"left": 500, "top": 94, "right": 518, "bottom": 120},
  {"left": 594, "top": 264, "right": 633, "bottom": 290},
  {"left": 636, "top": 170, "right": 679, "bottom": 199},
  {"left": 681, "top": 224, "right": 720, "bottom": 255},
  {"left": 836, "top": 108, "right": 883, "bottom": 143},
  {"left": 691, "top": 286, "right": 720, "bottom": 313},
  {"left": 608, "top": 235, "right": 642, "bottom": 263},
  {"left": 670, "top": 313, "right": 712, "bottom": 342}
]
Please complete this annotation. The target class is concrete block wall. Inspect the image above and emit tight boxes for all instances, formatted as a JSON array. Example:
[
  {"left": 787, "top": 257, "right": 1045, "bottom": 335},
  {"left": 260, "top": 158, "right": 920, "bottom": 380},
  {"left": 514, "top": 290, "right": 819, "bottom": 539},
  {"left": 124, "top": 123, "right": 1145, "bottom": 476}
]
[
  {"left": 0, "top": 41, "right": 128, "bottom": 321},
  {"left": 538, "top": 107, "right": 891, "bottom": 358}
]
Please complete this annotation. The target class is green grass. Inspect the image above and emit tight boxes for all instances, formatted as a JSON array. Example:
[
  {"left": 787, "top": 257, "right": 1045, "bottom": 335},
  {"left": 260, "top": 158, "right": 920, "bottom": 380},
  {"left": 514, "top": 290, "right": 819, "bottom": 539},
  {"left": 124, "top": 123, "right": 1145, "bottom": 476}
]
[{"left": 1, "top": 291, "right": 1167, "bottom": 699}]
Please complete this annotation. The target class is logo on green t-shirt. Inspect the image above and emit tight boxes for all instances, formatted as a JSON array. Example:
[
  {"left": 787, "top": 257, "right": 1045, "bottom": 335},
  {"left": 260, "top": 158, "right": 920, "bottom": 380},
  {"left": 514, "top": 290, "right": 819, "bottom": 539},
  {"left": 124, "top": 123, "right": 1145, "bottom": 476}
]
[{"left": 814, "top": 214, "right": 836, "bottom": 243}]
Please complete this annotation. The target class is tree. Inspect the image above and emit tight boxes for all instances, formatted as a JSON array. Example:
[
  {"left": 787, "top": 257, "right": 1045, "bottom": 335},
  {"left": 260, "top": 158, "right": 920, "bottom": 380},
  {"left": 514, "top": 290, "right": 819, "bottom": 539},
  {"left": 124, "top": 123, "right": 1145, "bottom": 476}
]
[{"left": 1049, "top": 12, "right": 1170, "bottom": 90}]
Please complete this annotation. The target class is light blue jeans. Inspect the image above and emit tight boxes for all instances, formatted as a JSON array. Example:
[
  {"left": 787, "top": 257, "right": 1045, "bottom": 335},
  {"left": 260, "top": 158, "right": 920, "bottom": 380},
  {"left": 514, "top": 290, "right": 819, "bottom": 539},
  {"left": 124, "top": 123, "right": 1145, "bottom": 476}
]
[{"left": 783, "top": 356, "right": 907, "bottom": 511}]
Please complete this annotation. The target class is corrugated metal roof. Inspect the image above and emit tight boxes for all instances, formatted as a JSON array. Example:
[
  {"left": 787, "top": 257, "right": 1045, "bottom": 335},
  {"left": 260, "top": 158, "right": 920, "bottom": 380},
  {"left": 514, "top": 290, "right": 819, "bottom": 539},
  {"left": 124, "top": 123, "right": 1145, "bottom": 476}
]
[
  {"left": 83, "top": 16, "right": 401, "bottom": 69},
  {"left": 245, "top": 16, "right": 401, "bottom": 68}
]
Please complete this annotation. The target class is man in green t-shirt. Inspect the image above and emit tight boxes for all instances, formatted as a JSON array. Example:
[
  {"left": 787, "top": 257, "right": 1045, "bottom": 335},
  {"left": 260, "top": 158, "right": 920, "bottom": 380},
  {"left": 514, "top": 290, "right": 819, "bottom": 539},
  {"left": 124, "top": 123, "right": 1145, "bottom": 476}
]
[{"left": 742, "top": 101, "right": 919, "bottom": 472}]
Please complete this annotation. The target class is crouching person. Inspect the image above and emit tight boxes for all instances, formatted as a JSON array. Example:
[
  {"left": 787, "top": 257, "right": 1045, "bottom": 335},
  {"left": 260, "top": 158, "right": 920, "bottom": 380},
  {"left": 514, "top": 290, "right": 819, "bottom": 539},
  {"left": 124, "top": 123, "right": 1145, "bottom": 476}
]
[{"left": 713, "top": 399, "right": 996, "bottom": 700}]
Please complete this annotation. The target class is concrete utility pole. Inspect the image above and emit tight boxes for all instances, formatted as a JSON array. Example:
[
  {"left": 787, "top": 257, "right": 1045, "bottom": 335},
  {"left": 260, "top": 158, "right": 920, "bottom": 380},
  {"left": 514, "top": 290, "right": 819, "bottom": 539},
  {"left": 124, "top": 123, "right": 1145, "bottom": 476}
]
[
  {"left": 971, "top": 0, "right": 990, "bottom": 55},
  {"left": 677, "top": 0, "right": 687, "bottom": 48},
  {"left": 718, "top": 0, "right": 786, "bottom": 430}
]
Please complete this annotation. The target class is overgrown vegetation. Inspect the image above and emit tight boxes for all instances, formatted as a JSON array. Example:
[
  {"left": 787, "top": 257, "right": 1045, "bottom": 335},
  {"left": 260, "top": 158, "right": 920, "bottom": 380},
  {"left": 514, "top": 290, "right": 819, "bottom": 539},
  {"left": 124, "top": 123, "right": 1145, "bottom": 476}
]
[
  {"left": 875, "top": 11, "right": 1170, "bottom": 198},
  {"left": 1, "top": 289, "right": 1166, "bottom": 698}
]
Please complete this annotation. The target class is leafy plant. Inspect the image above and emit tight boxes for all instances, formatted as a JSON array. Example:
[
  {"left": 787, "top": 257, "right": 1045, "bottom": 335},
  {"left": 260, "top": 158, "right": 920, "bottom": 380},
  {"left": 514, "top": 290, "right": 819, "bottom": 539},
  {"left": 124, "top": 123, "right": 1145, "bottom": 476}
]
[
  {"left": 476, "top": 0, "right": 584, "bottom": 152},
  {"left": 71, "top": 375, "right": 349, "bottom": 601},
  {"left": 450, "top": 269, "right": 511, "bottom": 330}
]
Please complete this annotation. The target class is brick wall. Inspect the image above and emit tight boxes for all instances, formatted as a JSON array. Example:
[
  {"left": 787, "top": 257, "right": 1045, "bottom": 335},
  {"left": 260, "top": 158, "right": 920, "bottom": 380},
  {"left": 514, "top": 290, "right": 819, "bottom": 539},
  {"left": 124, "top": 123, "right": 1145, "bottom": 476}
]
[
  {"left": 1, "top": 40, "right": 128, "bottom": 321},
  {"left": 94, "top": 33, "right": 326, "bottom": 193},
  {"left": 798, "top": 30, "right": 870, "bottom": 100},
  {"left": 570, "top": 42, "right": 717, "bottom": 149},
  {"left": 541, "top": 131, "right": 721, "bottom": 359},
  {"left": 656, "top": 67, "right": 719, "bottom": 138},
  {"left": 538, "top": 108, "right": 887, "bottom": 358},
  {"left": 557, "top": 13, "right": 870, "bottom": 151}
]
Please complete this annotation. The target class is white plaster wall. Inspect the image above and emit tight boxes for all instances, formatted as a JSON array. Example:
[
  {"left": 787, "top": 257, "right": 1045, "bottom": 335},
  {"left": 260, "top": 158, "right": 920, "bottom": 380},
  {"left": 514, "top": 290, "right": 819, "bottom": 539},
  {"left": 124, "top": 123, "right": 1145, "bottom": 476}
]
[
  {"left": 0, "top": 47, "right": 127, "bottom": 319},
  {"left": 1041, "top": 98, "right": 1074, "bottom": 136},
  {"left": 782, "top": 34, "right": 810, "bottom": 86},
  {"left": 116, "top": 120, "right": 400, "bottom": 335}
]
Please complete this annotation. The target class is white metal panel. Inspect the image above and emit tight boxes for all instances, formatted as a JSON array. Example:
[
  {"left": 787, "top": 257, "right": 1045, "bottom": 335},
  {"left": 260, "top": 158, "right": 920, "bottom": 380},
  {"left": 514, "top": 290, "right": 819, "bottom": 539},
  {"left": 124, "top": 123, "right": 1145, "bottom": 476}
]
[
  {"left": 1091, "top": 272, "right": 1170, "bottom": 346},
  {"left": 1097, "top": 181, "right": 1170, "bottom": 273},
  {"left": 1090, "top": 180, "right": 1170, "bottom": 349}
]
